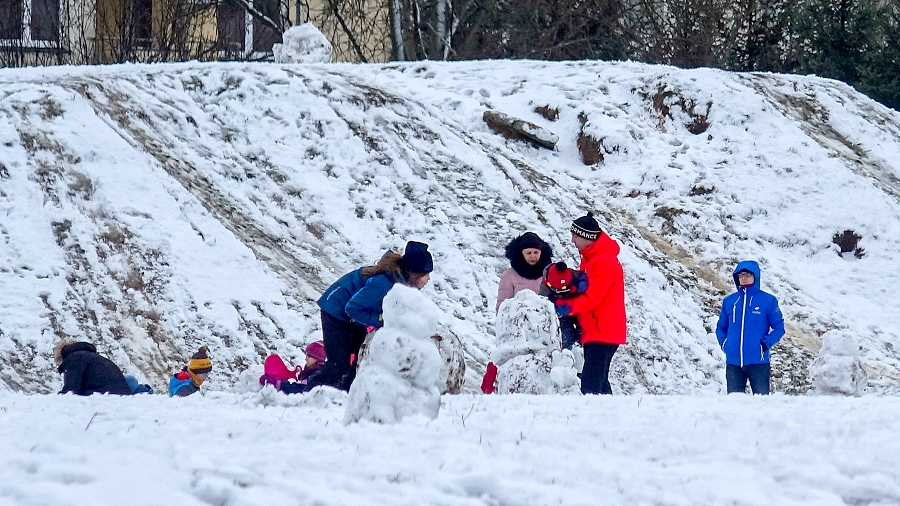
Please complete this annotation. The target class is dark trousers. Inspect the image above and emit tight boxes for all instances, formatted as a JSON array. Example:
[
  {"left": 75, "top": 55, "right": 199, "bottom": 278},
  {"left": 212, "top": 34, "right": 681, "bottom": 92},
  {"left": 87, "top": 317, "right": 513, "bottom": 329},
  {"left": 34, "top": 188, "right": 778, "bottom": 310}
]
[
  {"left": 726, "top": 363, "right": 771, "bottom": 395},
  {"left": 581, "top": 343, "right": 619, "bottom": 395},
  {"left": 559, "top": 315, "right": 582, "bottom": 350},
  {"left": 305, "top": 311, "right": 368, "bottom": 391}
]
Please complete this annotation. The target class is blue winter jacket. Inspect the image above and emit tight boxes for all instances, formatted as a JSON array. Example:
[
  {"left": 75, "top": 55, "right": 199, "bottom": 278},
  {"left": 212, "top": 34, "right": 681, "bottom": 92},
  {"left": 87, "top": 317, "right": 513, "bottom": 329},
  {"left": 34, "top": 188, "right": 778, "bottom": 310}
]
[
  {"left": 168, "top": 374, "right": 198, "bottom": 397},
  {"left": 317, "top": 268, "right": 369, "bottom": 321},
  {"left": 344, "top": 271, "right": 402, "bottom": 328},
  {"left": 715, "top": 260, "right": 785, "bottom": 366}
]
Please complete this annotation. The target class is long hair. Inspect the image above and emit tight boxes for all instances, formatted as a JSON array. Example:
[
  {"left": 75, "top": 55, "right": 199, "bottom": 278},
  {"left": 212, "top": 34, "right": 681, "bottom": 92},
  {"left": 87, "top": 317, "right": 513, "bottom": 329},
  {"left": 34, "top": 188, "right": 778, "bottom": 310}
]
[{"left": 361, "top": 251, "right": 402, "bottom": 277}]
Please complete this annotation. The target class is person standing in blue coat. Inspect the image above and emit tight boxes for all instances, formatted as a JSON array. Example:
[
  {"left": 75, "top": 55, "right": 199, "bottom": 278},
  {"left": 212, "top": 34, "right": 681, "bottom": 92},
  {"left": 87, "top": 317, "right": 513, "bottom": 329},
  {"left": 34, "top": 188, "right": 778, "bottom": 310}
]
[
  {"left": 294, "top": 240, "right": 434, "bottom": 392},
  {"left": 715, "top": 260, "right": 785, "bottom": 394}
]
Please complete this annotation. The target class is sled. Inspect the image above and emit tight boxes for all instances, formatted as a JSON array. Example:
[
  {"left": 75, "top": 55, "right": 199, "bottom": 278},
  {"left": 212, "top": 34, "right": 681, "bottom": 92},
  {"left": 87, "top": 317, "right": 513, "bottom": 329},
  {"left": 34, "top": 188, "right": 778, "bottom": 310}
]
[{"left": 263, "top": 354, "right": 301, "bottom": 382}]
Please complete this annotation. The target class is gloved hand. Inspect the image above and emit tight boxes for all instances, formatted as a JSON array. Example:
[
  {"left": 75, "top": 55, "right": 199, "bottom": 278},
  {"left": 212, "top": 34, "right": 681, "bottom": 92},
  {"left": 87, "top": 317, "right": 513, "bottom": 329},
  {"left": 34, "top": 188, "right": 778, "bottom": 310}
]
[
  {"left": 555, "top": 300, "right": 573, "bottom": 316},
  {"left": 259, "top": 374, "right": 282, "bottom": 391},
  {"left": 761, "top": 338, "right": 770, "bottom": 352}
]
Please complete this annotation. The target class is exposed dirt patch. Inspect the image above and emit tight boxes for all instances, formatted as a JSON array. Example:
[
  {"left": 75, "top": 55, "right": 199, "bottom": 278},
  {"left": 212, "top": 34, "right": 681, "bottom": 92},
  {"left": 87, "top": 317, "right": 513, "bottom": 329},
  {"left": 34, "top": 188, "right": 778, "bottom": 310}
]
[
  {"left": 639, "top": 85, "right": 712, "bottom": 135},
  {"left": 534, "top": 105, "right": 559, "bottom": 121},
  {"left": 832, "top": 229, "right": 865, "bottom": 259}
]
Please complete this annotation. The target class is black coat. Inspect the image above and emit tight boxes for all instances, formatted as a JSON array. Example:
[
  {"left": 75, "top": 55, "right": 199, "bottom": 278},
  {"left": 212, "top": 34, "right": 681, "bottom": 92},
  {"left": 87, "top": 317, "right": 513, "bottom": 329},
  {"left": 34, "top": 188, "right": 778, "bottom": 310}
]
[{"left": 57, "top": 342, "right": 133, "bottom": 396}]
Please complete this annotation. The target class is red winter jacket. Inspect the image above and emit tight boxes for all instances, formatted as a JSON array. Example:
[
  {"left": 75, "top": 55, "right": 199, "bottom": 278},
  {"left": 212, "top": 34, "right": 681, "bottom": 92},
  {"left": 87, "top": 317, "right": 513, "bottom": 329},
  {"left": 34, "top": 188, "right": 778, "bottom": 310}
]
[{"left": 565, "top": 232, "right": 627, "bottom": 345}]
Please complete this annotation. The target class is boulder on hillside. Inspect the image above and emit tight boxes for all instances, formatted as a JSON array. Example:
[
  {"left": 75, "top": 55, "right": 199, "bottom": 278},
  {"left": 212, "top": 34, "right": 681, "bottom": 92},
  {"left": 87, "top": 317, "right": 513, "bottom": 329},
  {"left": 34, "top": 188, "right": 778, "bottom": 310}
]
[{"left": 483, "top": 110, "right": 558, "bottom": 150}]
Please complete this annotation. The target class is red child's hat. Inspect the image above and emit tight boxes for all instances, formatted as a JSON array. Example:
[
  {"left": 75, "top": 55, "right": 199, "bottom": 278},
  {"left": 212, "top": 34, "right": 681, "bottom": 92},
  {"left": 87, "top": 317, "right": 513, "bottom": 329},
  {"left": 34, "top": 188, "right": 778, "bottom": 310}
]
[
  {"left": 545, "top": 262, "right": 574, "bottom": 293},
  {"left": 263, "top": 354, "right": 301, "bottom": 382}
]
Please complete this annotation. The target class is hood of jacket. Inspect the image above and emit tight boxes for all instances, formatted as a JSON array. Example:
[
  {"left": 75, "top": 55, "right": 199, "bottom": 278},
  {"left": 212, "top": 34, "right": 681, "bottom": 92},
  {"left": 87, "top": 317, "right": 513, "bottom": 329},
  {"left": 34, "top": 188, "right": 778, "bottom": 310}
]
[
  {"left": 505, "top": 235, "right": 553, "bottom": 280},
  {"left": 732, "top": 260, "right": 761, "bottom": 294},
  {"left": 61, "top": 341, "right": 97, "bottom": 361},
  {"left": 580, "top": 231, "right": 620, "bottom": 259}
]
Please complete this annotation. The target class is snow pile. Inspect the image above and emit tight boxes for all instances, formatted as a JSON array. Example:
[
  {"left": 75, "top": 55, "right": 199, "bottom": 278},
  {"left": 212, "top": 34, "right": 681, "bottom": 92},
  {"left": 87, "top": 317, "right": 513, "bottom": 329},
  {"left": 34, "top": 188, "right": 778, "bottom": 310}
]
[
  {"left": 432, "top": 325, "right": 467, "bottom": 394},
  {"left": 344, "top": 285, "right": 443, "bottom": 424},
  {"left": 273, "top": 23, "right": 332, "bottom": 63},
  {"left": 809, "top": 330, "right": 868, "bottom": 396},
  {"left": 492, "top": 290, "right": 580, "bottom": 394}
]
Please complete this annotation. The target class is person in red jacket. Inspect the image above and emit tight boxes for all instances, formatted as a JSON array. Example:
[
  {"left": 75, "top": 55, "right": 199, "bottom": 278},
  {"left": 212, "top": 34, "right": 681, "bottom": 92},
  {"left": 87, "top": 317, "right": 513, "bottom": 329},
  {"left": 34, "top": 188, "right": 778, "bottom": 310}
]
[{"left": 554, "top": 212, "right": 626, "bottom": 395}]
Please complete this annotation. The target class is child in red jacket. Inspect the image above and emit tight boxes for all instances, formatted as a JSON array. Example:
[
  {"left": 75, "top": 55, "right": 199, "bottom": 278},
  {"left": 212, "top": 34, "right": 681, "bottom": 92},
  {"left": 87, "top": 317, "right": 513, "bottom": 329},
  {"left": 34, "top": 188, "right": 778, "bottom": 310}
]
[{"left": 541, "top": 262, "right": 588, "bottom": 350}]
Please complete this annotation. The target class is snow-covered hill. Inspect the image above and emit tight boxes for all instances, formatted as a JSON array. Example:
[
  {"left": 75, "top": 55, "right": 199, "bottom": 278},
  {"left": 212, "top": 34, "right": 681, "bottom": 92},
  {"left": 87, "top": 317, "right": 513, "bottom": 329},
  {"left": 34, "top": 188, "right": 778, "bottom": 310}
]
[{"left": 1, "top": 60, "right": 899, "bottom": 395}]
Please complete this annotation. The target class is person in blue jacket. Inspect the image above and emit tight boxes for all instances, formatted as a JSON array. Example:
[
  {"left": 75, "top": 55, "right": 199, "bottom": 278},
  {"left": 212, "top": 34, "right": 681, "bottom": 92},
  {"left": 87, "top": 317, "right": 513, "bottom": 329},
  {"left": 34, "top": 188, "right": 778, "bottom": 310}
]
[
  {"left": 276, "top": 240, "right": 434, "bottom": 393},
  {"left": 715, "top": 260, "right": 785, "bottom": 394}
]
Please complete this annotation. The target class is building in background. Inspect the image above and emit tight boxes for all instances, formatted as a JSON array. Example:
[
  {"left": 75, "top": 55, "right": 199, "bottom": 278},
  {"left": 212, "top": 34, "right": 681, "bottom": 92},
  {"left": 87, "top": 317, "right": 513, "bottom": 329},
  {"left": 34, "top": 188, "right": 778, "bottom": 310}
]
[{"left": 0, "top": 0, "right": 389, "bottom": 66}]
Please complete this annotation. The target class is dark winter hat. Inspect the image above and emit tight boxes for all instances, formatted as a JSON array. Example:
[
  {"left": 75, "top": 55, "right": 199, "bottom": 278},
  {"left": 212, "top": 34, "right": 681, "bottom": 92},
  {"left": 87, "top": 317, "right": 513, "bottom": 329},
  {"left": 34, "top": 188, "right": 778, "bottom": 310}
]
[
  {"left": 188, "top": 346, "right": 212, "bottom": 374},
  {"left": 518, "top": 232, "right": 545, "bottom": 251},
  {"left": 545, "top": 262, "right": 574, "bottom": 293},
  {"left": 571, "top": 212, "right": 602, "bottom": 241},
  {"left": 402, "top": 241, "right": 434, "bottom": 274},
  {"left": 304, "top": 340, "right": 327, "bottom": 363}
]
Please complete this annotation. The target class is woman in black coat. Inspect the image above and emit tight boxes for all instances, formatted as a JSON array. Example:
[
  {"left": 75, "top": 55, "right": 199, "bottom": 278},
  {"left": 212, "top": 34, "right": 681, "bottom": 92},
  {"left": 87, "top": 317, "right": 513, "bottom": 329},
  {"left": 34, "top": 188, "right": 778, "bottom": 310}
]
[{"left": 54, "top": 340, "right": 133, "bottom": 395}]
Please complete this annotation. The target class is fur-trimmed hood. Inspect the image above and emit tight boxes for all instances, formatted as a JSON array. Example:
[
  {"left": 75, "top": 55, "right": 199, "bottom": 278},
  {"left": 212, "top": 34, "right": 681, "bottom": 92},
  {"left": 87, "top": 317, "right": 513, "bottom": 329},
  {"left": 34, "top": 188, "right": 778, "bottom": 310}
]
[
  {"left": 53, "top": 339, "right": 80, "bottom": 366},
  {"left": 504, "top": 233, "right": 553, "bottom": 280}
]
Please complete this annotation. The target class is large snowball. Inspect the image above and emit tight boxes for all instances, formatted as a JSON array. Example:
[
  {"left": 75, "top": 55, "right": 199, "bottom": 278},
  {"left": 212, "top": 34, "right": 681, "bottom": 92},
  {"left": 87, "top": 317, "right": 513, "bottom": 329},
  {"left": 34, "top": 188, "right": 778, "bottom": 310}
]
[
  {"left": 492, "top": 290, "right": 580, "bottom": 395},
  {"left": 344, "top": 285, "right": 443, "bottom": 424},
  {"left": 273, "top": 23, "right": 333, "bottom": 64},
  {"left": 809, "top": 329, "right": 867, "bottom": 396}
]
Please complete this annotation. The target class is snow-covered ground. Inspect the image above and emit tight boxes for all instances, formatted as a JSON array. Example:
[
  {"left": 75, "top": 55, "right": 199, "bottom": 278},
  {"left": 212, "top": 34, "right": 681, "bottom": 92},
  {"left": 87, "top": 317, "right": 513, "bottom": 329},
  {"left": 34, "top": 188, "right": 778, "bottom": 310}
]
[
  {"left": 2, "top": 57, "right": 900, "bottom": 502},
  {"left": 2, "top": 390, "right": 899, "bottom": 506},
  {"left": 2, "top": 60, "right": 898, "bottom": 396}
]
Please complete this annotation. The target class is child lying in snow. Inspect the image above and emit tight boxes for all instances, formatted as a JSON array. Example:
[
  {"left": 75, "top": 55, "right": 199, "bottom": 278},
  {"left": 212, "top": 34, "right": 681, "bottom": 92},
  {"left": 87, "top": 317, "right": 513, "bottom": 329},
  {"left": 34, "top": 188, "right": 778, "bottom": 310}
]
[{"left": 259, "top": 340, "right": 327, "bottom": 394}]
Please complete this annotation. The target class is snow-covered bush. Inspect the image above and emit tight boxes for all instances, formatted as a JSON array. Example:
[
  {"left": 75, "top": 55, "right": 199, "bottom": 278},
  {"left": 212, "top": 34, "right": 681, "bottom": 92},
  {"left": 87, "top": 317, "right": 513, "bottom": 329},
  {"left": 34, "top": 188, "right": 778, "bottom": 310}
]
[
  {"left": 809, "top": 330, "right": 867, "bottom": 396},
  {"left": 493, "top": 290, "right": 580, "bottom": 395},
  {"left": 344, "top": 285, "right": 443, "bottom": 424},
  {"left": 273, "top": 23, "right": 332, "bottom": 64}
]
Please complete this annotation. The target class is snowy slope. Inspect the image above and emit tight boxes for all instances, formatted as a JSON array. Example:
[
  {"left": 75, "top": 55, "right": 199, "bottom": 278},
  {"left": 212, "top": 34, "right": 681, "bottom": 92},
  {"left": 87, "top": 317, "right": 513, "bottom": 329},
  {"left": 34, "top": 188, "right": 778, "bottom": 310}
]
[{"left": 1, "top": 60, "right": 899, "bottom": 395}]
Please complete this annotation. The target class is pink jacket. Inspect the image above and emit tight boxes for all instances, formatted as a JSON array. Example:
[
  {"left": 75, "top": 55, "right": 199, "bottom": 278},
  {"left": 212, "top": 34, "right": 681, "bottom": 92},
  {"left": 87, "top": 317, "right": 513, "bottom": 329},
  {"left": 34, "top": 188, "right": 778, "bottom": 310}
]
[{"left": 496, "top": 268, "right": 543, "bottom": 312}]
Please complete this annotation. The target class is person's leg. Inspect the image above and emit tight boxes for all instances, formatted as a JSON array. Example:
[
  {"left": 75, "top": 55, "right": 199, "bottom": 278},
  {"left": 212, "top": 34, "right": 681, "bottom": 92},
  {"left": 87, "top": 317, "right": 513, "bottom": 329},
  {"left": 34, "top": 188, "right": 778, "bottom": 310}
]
[
  {"left": 559, "top": 315, "right": 578, "bottom": 350},
  {"left": 596, "top": 343, "right": 619, "bottom": 395},
  {"left": 580, "top": 343, "right": 602, "bottom": 394},
  {"left": 280, "top": 382, "right": 310, "bottom": 395},
  {"left": 745, "top": 363, "right": 771, "bottom": 395},
  {"left": 338, "top": 323, "right": 371, "bottom": 391},
  {"left": 306, "top": 311, "right": 354, "bottom": 389},
  {"left": 725, "top": 364, "right": 749, "bottom": 394}
]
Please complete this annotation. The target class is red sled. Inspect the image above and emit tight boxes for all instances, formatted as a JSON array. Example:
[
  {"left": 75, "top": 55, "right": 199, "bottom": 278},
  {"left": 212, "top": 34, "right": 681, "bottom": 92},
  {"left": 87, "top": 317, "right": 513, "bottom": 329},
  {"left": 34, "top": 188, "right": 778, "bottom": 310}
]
[{"left": 264, "top": 354, "right": 301, "bottom": 382}]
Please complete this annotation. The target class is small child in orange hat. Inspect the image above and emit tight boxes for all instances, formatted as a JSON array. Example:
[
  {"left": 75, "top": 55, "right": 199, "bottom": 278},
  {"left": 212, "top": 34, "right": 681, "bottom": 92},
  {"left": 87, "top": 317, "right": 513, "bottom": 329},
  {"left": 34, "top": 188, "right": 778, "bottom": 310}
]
[
  {"left": 169, "top": 346, "right": 212, "bottom": 397},
  {"left": 542, "top": 262, "right": 588, "bottom": 350}
]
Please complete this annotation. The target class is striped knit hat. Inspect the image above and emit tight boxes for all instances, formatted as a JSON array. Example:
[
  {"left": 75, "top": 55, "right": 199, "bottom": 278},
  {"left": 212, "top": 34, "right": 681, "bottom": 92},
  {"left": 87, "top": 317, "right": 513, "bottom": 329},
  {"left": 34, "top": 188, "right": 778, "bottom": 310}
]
[
  {"left": 188, "top": 346, "right": 212, "bottom": 374},
  {"left": 571, "top": 212, "right": 602, "bottom": 240}
]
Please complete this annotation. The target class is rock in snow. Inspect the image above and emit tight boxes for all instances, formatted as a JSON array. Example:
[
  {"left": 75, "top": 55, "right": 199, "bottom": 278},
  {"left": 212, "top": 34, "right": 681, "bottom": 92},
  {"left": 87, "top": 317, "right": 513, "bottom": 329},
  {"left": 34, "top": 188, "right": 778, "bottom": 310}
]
[
  {"left": 492, "top": 290, "right": 580, "bottom": 395},
  {"left": 344, "top": 285, "right": 443, "bottom": 424}
]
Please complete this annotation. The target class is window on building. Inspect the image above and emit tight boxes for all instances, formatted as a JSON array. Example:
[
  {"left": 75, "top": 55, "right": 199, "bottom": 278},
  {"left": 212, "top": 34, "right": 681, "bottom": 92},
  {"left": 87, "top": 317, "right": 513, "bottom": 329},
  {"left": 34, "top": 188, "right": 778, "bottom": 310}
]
[
  {"left": 30, "top": 0, "right": 58, "bottom": 41},
  {"left": 0, "top": 0, "right": 23, "bottom": 39},
  {"left": 0, "top": 0, "right": 59, "bottom": 43},
  {"left": 218, "top": 0, "right": 245, "bottom": 53},
  {"left": 218, "top": 0, "right": 282, "bottom": 55},
  {"left": 130, "top": 0, "right": 151, "bottom": 46},
  {"left": 251, "top": 0, "right": 279, "bottom": 53}
]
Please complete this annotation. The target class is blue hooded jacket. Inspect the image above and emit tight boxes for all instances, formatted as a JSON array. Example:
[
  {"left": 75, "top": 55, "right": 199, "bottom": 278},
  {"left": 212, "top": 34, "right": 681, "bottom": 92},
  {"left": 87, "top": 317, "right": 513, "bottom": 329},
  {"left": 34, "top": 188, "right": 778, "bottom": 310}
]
[
  {"left": 344, "top": 271, "right": 403, "bottom": 328},
  {"left": 715, "top": 260, "right": 785, "bottom": 366},
  {"left": 317, "top": 267, "right": 369, "bottom": 321}
]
